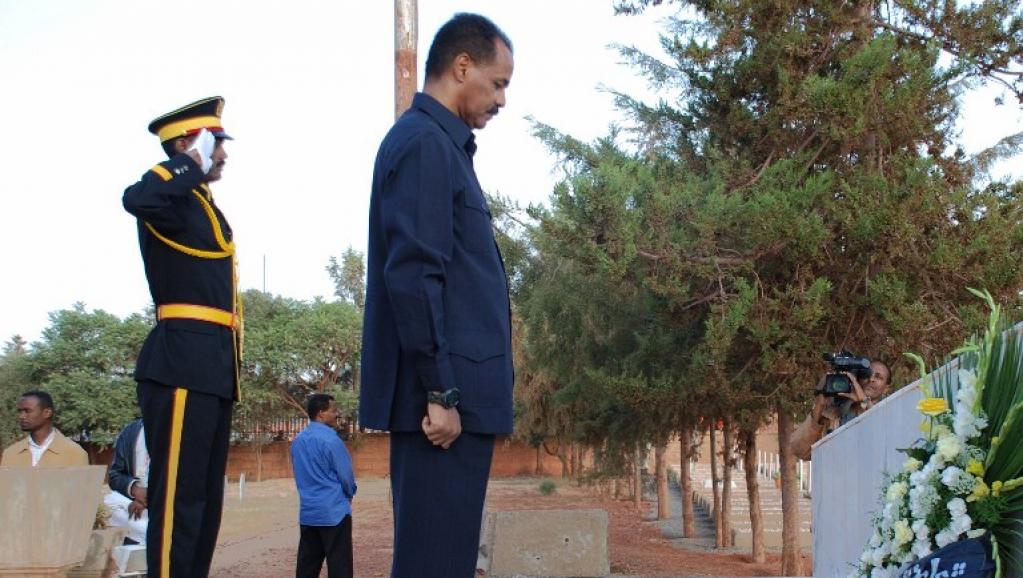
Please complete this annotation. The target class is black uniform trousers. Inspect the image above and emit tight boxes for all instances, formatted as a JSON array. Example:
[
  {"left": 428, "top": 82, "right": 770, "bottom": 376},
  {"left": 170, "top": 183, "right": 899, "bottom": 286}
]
[
  {"left": 139, "top": 379, "right": 233, "bottom": 578},
  {"left": 296, "top": 515, "right": 354, "bottom": 578},
  {"left": 389, "top": 431, "right": 495, "bottom": 578}
]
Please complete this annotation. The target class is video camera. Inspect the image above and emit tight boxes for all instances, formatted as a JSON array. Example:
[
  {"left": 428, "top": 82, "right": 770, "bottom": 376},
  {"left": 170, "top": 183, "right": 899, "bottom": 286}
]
[{"left": 821, "top": 350, "right": 872, "bottom": 396}]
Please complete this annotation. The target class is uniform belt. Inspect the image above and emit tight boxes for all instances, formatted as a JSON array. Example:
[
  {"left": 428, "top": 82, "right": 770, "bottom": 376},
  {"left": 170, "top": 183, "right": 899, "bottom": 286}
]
[{"left": 157, "top": 303, "right": 238, "bottom": 329}]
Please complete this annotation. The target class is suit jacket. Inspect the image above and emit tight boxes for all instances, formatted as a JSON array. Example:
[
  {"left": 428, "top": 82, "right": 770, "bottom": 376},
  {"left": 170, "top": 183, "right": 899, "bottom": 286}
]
[
  {"left": 123, "top": 154, "right": 240, "bottom": 400},
  {"left": 360, "top": 93, "right": 514, "bottom": 434},
  {"left": 107, "top": 418, "right": 145, "bottom": 499},
  {"left": 1, "top": 429, "right": 89, "bottom": 467}
]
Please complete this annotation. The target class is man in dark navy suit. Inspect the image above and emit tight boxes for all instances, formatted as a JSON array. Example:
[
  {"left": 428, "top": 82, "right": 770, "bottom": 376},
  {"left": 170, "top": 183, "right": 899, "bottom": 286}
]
[
  {"left": 122, "top": 97, "right": 240, "bottom": 578},
  {"left": 359, "top": 13, "right": 515, "bottom": 578}
]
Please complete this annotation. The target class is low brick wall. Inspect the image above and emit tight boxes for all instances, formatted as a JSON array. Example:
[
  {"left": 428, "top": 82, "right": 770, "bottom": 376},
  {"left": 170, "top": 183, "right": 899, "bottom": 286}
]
[
  {"left": 224, "top": 434, "right": 570, "bottom": 482},
  {"left": 87, "top": 433, "right": 573, "bottom": 482}
]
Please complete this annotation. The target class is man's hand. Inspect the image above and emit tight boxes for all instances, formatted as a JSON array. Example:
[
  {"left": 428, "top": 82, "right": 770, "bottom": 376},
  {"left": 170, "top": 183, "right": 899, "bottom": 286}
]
[
  {"left": 128, "top": 499, "right": 146, "bottom": 520},
  {"left": 837, "top": 372, "right": 867, "bottom": 403},
  {"left": 422, "top": 403, "right": 461, "bottom": 450},
  {"left": 186, "top": 128, "right": 215, "bottom": 174},
  {"left": 130, "top": 484, "right": 147, "bottom": 507}
]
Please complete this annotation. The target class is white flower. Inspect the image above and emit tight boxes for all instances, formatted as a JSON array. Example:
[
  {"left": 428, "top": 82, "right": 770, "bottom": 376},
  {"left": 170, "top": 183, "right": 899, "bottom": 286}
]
[
  {"left": 912, "top": 538, "right": 933, "bottom": 558},
  {"left": 911, "top": 519, "right": 930, "bottom": 540},
  {"left": 893, "top": 519, "right": 913, "bottom": 547},
  {"left": 871, "top": 565, "right": 895, "bottom": 578},
  {"left": 909, "top": 484, "right": 939, "bottom": 519},
  {"left": 935, "top": 528, "right": 959, "bottom": 548},
  {"left": 937, "top": 435, "right": 961, "bottom": 460},
  {"left": 958, "top": 368, "right": 977, "bottom": 392},
  {"left": 861, "top": 549, "right": 873, "bottom": 565},
  {"left": 948, "top": 498, "right": 967, "bottom": 518},
  {"left": 941, "top": 466, "right": 964, "bottom": 488},
  {"left": 871, "top": 544, "right": 887, "bottom": 567},
  {"left": 887, "top": 481, "right": 908, "bottom": 503},
  {"left": 869, "top": 530, "right": 883, "bottom": 548},
  {"left": 903, "top": 457, "right": 922, "bottom": 473},
  {"left": 941, "top": 467, "right": 977, "bottom": 495}
]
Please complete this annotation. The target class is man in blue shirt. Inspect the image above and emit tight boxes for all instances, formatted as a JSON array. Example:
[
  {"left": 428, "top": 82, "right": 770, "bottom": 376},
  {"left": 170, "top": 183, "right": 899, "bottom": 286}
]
[
  {"left": 291, "top": 394, "right": 356, "bottom": 578},
  {"left": 360, "top": 12, "right": 515, "bottom": 578}
]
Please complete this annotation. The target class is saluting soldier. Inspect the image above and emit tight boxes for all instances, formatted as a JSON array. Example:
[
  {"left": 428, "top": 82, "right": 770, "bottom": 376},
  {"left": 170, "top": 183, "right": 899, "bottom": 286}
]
[{"left": 122, "top": 96, "right": 241, "bottom": 578}]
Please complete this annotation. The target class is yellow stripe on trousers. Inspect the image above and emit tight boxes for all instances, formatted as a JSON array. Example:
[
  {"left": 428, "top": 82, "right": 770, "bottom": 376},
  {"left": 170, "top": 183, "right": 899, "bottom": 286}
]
[{"left": 162, "top": 388, "right": 188, "bottom": 577}]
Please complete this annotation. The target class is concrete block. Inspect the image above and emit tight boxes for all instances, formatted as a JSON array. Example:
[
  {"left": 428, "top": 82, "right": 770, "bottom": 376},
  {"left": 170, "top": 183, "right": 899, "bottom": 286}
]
[
  {"left": 68, "top": 528, "right": 126, "bottom": 578},
  {"left": 0, "top": 466, "right": 106, "bottom": 577},
  {"left": 488, "top": 509, "right": 609, "bottom": 578},
  {"left": 112, "top": 545, "right": 146, "bottom": 576}
]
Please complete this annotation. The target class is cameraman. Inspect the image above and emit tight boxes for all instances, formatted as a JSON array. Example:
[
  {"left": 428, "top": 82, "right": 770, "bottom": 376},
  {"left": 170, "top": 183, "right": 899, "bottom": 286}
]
[{"left": 790, "top": 359, "right": 891, "bottom": 460}]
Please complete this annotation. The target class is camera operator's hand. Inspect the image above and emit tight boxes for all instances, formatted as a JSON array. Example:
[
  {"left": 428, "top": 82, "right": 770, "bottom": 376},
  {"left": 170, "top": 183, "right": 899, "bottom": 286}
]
[{"left": 836, "top": 372, "right": 867, "bottom": 403}]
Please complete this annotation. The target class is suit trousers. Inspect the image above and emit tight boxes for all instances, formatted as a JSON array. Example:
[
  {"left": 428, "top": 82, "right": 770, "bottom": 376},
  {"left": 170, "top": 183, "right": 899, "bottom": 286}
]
[
  {"left": 389, "top": 431, "right": 495, "bottom": 578},
  {"left": 296, "top": 515, "right": 354, "bottom": 578},
  {"left": 138, "top": 380, "right": 233, "bottom": 578}
]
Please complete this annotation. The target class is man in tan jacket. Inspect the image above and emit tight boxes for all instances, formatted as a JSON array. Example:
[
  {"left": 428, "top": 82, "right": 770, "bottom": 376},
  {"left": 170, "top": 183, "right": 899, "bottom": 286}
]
[{"left": 1, "top": 390, "right": 89, "bottom": 467}]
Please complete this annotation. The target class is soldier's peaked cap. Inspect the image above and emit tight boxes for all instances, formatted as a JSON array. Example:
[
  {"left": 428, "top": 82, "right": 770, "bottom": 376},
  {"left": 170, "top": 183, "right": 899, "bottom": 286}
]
[{"left": 148, "top": 96, "right": 233, "bottom": 142}]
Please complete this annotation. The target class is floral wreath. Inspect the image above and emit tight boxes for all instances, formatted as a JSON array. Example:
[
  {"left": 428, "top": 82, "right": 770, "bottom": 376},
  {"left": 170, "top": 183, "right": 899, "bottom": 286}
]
[{"left": 853, "top": 289, "right": 1023, "bottom": 578}]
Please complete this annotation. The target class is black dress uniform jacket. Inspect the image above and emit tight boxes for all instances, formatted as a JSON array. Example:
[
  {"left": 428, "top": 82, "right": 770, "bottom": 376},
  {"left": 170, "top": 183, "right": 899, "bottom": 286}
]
[{"left": 123, "top": 153, "right": 239, "bottom": 400}]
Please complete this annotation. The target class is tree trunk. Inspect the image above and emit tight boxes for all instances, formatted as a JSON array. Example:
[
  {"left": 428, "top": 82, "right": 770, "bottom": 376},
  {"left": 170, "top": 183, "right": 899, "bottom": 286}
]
[
  {"left": 742, "top": 428, "right": 766, "bottom": 563},
  {"left": 777, "top": 401, "right": 805, "bottom": 576},
  {"left": 633, "top": 443, "right": 643, "bottom": 510},
  {"left": 655, "top": 443, "right": 670, "bottom": 519},
  {"left": 535, "top": 445, "right": 545, "bottom": 476},
  {"left": 710, "top": 425, "right": 723, "bottom": 547},
  {"left": 570, "top": 443, "right": 578, "bottom": 478},
  {"left": 680, "top": 431, "right": 696, "bottom": 538},
  {"left": 557, "top": 443, "right": 570, "bottom": 478},
  {"left": 255, "top": 441, "right": 264, "bottom": 482},
  {"left": 721, "top": 420, "right": 733, "bottom": 547}
]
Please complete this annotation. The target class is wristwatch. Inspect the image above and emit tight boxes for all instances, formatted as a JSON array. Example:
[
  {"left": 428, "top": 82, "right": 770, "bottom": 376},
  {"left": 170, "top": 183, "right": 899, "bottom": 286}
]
[{"left": 427, "top": 388, "right": 461, "bottom": 409}]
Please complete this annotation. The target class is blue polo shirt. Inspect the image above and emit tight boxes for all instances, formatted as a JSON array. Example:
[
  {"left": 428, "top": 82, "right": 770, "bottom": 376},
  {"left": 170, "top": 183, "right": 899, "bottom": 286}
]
[{"left": 290, "top": 421, "right": 356, "bottom": 526}]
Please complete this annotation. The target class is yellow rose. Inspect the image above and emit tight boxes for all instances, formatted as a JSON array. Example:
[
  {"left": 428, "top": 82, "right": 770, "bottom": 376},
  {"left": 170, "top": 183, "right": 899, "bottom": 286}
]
[
  {"left": 993, "top": 481, "right": 1003, "bottom": 497},
  {"left": 966, "top": 460, "right": 985, "bottom": 477},
  {"left": 918, "top": 397, "right": 949, "bottom": 416}
]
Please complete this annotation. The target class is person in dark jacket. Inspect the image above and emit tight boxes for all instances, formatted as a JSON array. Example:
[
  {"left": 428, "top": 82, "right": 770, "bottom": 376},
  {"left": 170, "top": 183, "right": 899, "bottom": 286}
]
[
  {"left": 105, "top": 418, "right": 149, "bottom": 544},
  {"left": 360, "top": 14, "right": 515, "bottom": 578},
  {"left": 122, "top": 96, "right": 240, "bottom": 578}
]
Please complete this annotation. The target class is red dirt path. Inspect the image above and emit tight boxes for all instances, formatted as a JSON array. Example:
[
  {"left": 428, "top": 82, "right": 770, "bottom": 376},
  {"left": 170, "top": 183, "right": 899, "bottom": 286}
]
[{"left": 209, "top": 477, "right": 809, "bottom": 577}]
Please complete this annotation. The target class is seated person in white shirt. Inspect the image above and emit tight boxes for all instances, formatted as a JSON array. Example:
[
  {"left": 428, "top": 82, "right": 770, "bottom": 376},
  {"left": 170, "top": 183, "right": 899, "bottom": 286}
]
[{"left": 105, "top": 418, "right": 149, "bottom": 545}]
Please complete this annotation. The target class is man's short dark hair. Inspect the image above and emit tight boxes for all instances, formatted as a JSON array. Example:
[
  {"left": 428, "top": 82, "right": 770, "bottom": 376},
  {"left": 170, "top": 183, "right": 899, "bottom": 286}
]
[
  {"left": 306, "top": 393, "right": 334, "bottom": 420},
  {"left": 425, "top": 13, "right": 513, "bottom": 80},
  {"left": 20, "top": 390, "right": 54, "bottom": 412}
]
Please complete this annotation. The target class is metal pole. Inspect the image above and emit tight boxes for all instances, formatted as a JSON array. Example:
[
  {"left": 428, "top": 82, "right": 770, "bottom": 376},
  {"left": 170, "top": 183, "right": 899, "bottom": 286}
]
[{"left": 394, "top": 0, "right": 418, "bottom": 119}]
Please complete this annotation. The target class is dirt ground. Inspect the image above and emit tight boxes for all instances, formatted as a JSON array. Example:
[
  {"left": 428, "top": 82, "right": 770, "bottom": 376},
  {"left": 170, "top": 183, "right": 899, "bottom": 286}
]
[{"left": 209, "top": 477, "right": 808, "bottom": 578}]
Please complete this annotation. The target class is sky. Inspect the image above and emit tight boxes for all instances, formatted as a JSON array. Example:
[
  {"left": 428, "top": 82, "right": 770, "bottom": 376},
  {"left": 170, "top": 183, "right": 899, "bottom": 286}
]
[{"left": 0, "top": 0, "right": 1020, "bottom": 344}]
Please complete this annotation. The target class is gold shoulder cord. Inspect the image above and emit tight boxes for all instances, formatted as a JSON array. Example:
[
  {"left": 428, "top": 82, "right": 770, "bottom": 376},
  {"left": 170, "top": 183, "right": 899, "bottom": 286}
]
[
  {"left": 144, "top": 187, "right": 234, "bottom": 258},
  {"left": 143, "top": 185, "right": 245, "bottom": 377}
]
